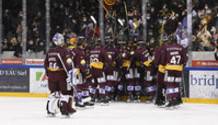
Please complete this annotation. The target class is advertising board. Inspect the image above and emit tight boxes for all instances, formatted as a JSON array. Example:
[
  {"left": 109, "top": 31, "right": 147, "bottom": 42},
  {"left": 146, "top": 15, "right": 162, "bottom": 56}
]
[
  {"left": 1, "top": 59, "right": 23, "bottom": 65},
  {"left": 0, "top": 68, "right": 29, "bottom": 92},
  {"left": 192, "top": 60, "right": 218, "bottom": 67},
  {"left": 29, "top": 68, "right": 49, "bottom": 93},
  {"left": 189, "top": 71, "right": 218, "bottom": 99},
  {"left": 25, "top": 59, "right": 44, "bottom": 65}
]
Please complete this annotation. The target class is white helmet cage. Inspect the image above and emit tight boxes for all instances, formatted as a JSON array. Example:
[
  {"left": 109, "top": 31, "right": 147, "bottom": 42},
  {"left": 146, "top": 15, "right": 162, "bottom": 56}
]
[{"left": 53, "top": 33, "right": 65, "bottom": 46}]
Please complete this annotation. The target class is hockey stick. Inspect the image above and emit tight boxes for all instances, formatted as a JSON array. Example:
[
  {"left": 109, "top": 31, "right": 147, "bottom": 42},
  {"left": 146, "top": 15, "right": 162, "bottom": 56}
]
[
  {"left": 57, "top": 53, "right": 82, "bottom": 103},
  {"left": 123, "top": 1, "right": 130, "bottom": 46},
  {"left": 182, "top": 70, "right": 187, "bottom": 102},
  {"left": 91, "top": 15, "right": 97, "bottom": 43}
]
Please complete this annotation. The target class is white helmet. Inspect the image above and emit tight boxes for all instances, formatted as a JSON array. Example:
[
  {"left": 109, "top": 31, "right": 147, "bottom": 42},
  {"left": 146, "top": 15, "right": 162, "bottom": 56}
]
[{"left": 53, "top": 33, "right": 65, "bottom": 46}]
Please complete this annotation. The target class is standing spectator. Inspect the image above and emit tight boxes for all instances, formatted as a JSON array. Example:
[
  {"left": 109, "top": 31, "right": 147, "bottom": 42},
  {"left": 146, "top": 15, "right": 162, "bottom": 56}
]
[
  {"left": 16, "top": 23, "right": 22, "bottom": 43},
  {"left": 164, "top": 11, "right": 179, "bottom": 35},
  {"left": 129, "top": 16, "right": 141, "bottom": 39},
  {"left": 3, "top": 9, "right": 12, "bottom": 38},
  {"left": 197, "top": 26, "right": 212, "bottom": 51},
  {"left": 80, "top": 15, "right": 89, "bottom": 38}
]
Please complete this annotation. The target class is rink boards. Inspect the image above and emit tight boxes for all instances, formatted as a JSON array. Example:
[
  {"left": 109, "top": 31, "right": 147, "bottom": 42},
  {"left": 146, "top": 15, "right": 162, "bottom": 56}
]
[{"left": 0, "top": 65, "right": 218, "bottom": 104}]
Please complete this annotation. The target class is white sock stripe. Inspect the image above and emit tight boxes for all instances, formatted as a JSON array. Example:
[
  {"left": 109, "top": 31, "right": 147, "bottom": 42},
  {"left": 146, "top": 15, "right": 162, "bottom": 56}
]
[
  {"left": 82, "top": 91, "right": 89, "bottom": 96},
  {"left": 167, "top": 76, "right": 175, "bottom": 82},
  {"left": 99, "top": 88, "right": 106, "bottom": 94},
  {"left": 118, "top": 85, "right": 124, "bottom": 91},
  {"left": 166, "top": 87, "right": 180, "bottom": 94},
  {"left": 89, "top": 88, "right": 96, "bottom": 94},
  {"left": 135, "top": 86, "right": 141, "bottom": 91},
  {"left": 97, "top": 76, "right": 106, "bottom": 83},
  {"left": 146, "top": 85, "right": 157, "bottom": 92},
  {"left": 175, "top": 77, "right": 181, "bottom": 82},
  {"left": 105, "top": 86, "right": 112, "bottom": 92},
  {"left": 127, "top": 86, "right": 134, "bottom": 91}
]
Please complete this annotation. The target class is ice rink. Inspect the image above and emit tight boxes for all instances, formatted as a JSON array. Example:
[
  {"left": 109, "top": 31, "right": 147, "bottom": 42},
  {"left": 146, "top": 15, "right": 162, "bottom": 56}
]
[{"left": 0, "top": 97, "right": 217, "bottom": 125}]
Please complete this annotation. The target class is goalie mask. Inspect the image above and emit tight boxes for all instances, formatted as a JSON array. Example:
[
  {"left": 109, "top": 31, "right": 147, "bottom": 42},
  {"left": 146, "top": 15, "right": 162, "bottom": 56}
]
[{"left": 53, "top": 33, "right": 65, "bottom": 46}]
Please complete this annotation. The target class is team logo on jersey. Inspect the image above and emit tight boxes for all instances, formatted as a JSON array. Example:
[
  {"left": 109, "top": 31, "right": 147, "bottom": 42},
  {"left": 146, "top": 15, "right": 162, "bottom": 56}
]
[{"left": 104, "top": 0, "right": 115, "bottom": 5}]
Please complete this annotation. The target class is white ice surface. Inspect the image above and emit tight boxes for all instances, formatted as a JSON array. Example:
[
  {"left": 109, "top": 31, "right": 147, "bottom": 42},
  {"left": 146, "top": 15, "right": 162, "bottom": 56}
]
[{"left": 0, "top": 97, "right": 218, "bottom": 125}]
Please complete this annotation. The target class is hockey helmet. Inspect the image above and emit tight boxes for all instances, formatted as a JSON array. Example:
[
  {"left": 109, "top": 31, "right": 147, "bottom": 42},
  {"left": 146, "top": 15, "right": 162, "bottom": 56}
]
[
  {"left": 168, "top": 34, "right": 177, "bottom": 44},
  {"left": 77, "top": 36, "right": 86, "bottom": 46},
  {"left": 137, "top": 41, "right": 145, "bottom": 48},
  {"left": 160, "top": 34, "right": 168, "bottom": 42},
  {"left": 53, "top": 33, "right": 64, "bottom": 46},
  {"left": 70, "top": 38, "right": 77, "bottom": 45}
]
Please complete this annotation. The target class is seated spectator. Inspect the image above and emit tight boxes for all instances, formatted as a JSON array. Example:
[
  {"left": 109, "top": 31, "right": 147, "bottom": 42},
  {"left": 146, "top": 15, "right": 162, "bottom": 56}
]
[
  {"left": 27, "top": 39, "right": 35, "bottom": 53},
  {"left": 14, "top": 42, "right": 22, "bottom": 58},
  {"left": 10, "top": 37, "right": 18, "bottom": 51},
  {"left": 2, "top": 38, "right": 10, "bottom": 51},
  {"left": 35, "top": 38, "right": 45, "bottom": 53}
]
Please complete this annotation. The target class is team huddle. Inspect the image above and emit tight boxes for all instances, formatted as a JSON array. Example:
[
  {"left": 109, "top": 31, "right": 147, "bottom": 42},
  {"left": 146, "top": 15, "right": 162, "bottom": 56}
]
[{"left": 44, "top": 33, "right": 188, "bottom": 117}]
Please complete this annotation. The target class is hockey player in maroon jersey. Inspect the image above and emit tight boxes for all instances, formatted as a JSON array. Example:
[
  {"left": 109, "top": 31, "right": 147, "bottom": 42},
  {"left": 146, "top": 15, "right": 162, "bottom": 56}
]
[
  {"left": 122, "top": 40, "right": 140, "bottom": 102},
  {"left": 133, "top": 41, "right": 156, "bottom": 102},
  {"left": 104, "top": 38, "right": 121, "bottom": 101},
  {"left": 160, "top": 34, "right": 188, "bottom": 107},
  {"left": 153, "top": 36, "right": 168, "bottom": 106},
  {"left": 68, "top": 36, "right": 94, "bottom": 108},
  {"left": 115, "top": 41, "right": 127, "bottom": 101},
  {"left": 89, "top": 39, "right": 112, "bottom": 104},
  {"left": 44, "top": 33, "right": 76, "bottom": 117}
]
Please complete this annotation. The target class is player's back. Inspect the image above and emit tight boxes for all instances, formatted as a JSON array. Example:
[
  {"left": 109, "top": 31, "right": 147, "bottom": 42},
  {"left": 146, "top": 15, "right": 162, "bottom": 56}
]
[
  {"left": 135, "top": 47, "right": 150, "bottom": 63},
  {"left": 162, "top": 44, "right": 187, "bottom": 68},
  {"left": 105, "top": 48, "right": 119, "bottom": 60},
  {"left": 90, "top": 48, "right": 105, "bottom": 62},
  {"left": 71, "top": 48, "right": 86, "bottom": 71},
  {"left": 44, "top": 47, "right": 72, "bottom": 80}
]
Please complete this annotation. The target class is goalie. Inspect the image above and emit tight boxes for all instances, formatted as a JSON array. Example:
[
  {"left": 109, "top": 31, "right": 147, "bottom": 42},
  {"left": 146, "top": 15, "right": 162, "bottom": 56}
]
[{"left": 44, "top": 33, "right": 76, "bottom": 117}]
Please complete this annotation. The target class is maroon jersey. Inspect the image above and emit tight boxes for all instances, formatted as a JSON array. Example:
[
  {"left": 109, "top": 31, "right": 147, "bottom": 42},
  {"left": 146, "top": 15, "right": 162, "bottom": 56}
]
[
  {"left": 161, "top": 44, "right": 188, "bottom": 71},
  {"left": 69, "top": 48, "right": 86, "bottom": 71},
  {"left": 134, "top": 47, "right": 151, "bottom": 67},
  {"left": 154, "top": 45, "right": 164, "bottom": 65},
  {"left": 104, "top": 48, "right": 121, "bottom": 66},
  {"left": 44, "top": 47, "right": 73, "bottom": 80},
  {"left": 89, "top": 48, "right": 112, "bottom": 69},
  {"left": 154, "top": 45, "right": 166, "bottom": 73}
]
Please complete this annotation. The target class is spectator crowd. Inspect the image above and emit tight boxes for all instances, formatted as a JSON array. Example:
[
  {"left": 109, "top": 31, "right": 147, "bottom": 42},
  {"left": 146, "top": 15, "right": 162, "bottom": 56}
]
[{"left": 1, "top": 0, "right": 218, "bottom": 58}]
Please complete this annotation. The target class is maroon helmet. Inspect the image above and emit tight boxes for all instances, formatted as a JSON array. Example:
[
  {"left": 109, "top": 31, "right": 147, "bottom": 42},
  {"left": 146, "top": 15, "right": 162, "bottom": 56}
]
[{"left": 77, "top": 36, "right": 86, "bottom": 46}]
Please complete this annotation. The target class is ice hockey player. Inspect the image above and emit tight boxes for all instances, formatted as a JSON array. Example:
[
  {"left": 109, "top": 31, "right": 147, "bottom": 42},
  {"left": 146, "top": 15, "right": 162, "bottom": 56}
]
[
  {"left": 104, "top": 37, "right": 121, "bottom": 101},
  {"left": 68, "top": 36, "right": 94, "bottom": 108},
  {"left": 122, "top": 39, "right": 140, "bottom": 102},
  {"left": 160, "top": 34, "right": 188, "bottom": 108},
  {"left": 44, "top": 33, "right": 76, "bottom": 117},
  {"left": 115, "top": 41, "right": 127, "bottom": 101},
  {"left": 133, "top": 41, "right": 156, "bottom": 103},
  {"left": 89, "top": 39, "right": 112, "bottom": 104},
  {"left": 153, "top": 35, "right": 168, "bottom": 106}
]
